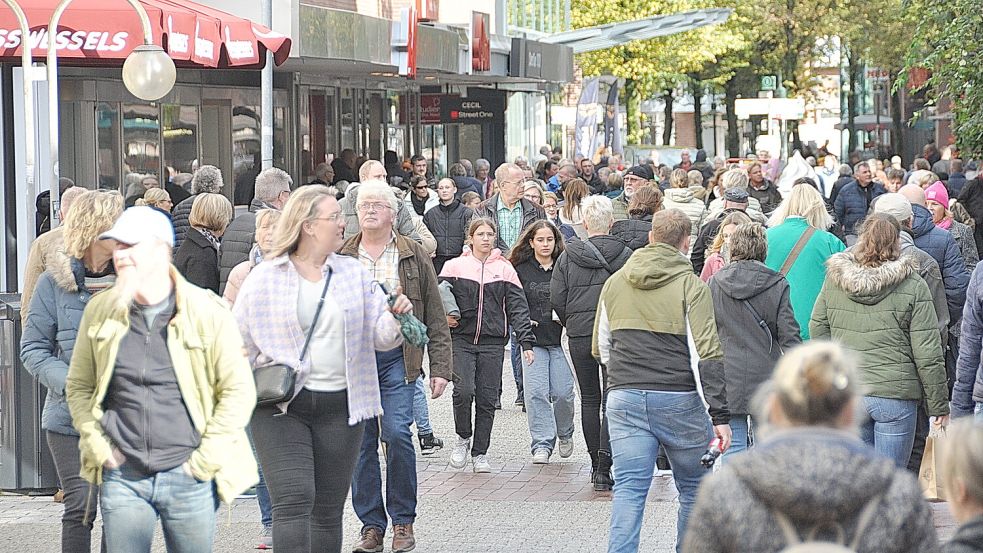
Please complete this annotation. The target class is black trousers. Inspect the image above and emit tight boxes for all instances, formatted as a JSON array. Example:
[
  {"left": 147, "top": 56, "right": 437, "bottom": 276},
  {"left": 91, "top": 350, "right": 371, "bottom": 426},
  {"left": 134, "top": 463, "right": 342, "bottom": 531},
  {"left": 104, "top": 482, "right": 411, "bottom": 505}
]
[
  {"left": 568, "top": 336, "right": 611, "bottom": 467},
  {"left": 451, "top": 339, "right": 505, "bottom": 457},
  {"left": 47, "top": 431, "right": 105, "bottom": 553},
  {"left": 251, "top": 389, "right": 365, "bottom": 553}
]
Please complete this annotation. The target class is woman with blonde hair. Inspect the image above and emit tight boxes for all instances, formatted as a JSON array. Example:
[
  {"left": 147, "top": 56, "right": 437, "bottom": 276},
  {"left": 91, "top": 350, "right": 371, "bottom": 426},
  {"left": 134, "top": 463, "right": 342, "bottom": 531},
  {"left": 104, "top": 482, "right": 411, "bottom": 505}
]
[
  {"left": 687, "top": 170, "right": 706, "bottom": 200},
  {"left": 765, "top": 182, "right": 845, "bottom": 339},
  {"left": 224, "top": 209, "right": 281, "bottom": 304},
  {"left": 21, "top": 190, "right": 123, "bottom": 552},
  {"left": 175, "top": 192, "right": 233, "bottom": 293},
  {"left": 134, "top": 187, "right": 173, "bottom": 214},
  {"left": 233, "top": 185, "right": 411, "bottom": 553},
  {"left": 523, "top": 181, "right": 545, "bottom": 206},
  {"left": 665, "top": 168, "right": 707, "bottom": 255},
  {"left": 700, "top": 211, "right": 752, "bottom": 282},
  {"left": 684, "top": 342, "right": 942, "bottom": 553},
  {"left": 941, "top": 419, "right": 983, "bottom": 553},
  {"left": 810, "top": 213, "right": 949, "bottom": 467}
]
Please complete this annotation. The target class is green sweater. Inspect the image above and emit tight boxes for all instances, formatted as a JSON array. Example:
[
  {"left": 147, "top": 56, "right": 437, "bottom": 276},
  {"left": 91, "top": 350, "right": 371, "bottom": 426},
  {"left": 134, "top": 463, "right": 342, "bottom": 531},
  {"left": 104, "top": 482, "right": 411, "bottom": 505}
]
[{"left": 765, "top": 217, "right": 845, "bottom": 340}]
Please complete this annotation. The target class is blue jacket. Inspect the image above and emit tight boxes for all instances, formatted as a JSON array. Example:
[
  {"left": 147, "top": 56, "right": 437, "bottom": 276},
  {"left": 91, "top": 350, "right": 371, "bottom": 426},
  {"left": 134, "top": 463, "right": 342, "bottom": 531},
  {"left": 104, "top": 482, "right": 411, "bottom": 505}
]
[
  {"left": 954, "top": 261, "right": 983, "bottom": 416},
  {"left": 911, "top": 204, "right": 971, "bottom": 322},
  {"left": 833, "top": 180, "right": 886, "bottom": 235},
  {"left": 20, "top": 254, "right": 106, "bottom": 435},
  {"left": 949, "top": 173, "right": 968, "bottom": 197}
]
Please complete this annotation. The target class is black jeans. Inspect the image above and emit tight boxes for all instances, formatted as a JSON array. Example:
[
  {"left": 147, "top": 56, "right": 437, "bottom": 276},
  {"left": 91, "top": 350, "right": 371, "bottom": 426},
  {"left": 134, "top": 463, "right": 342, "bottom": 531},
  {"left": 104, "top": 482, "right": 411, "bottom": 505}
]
[
  {"left": 452, "top": 339, "right": 505, "bottom": 456},
  {"left": 568, "top": 336, "right": 610, "bottom": 467},
  {"left": 46, "top": 431, "right": 105, "bottom": 553},
  {"left": 251, "top": 389, "right": 365, "bottom": 553}
]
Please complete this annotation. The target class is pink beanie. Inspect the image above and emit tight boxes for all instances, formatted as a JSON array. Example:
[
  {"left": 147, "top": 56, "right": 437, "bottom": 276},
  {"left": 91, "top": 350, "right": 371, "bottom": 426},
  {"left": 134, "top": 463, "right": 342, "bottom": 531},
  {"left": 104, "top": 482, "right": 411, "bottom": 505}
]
[{"left": 925, "top": 181, "right": 950, "bottom": 208}]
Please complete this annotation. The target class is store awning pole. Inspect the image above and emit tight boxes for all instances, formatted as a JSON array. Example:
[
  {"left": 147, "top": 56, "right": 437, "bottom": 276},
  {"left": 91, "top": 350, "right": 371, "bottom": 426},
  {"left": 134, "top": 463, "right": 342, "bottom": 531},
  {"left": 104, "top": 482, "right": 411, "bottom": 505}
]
[{"left": 261, "top": 0, "right": 274, "bottom": 171}]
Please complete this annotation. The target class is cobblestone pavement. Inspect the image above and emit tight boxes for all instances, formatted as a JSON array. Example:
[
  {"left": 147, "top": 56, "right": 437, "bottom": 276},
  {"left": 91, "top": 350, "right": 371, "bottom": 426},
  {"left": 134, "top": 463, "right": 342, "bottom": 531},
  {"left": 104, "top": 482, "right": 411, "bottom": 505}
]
[{"left": 0, "top": 350, "right": 959, "bottom": 551}]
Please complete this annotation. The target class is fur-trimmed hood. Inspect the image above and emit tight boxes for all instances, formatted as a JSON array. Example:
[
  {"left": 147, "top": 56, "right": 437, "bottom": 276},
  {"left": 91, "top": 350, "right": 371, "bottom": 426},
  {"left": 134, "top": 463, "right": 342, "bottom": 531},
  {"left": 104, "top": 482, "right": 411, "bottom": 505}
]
[
  {"left": 824, "top": 252, "right": 916, "bottom": 305},
  {"left": 46, "top": 248, "right": 81, "bottom": 293}
]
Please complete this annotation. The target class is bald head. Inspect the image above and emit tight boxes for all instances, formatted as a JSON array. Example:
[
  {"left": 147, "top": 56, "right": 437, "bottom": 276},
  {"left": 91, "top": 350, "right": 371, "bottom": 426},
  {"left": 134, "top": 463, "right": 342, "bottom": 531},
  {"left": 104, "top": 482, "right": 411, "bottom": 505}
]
[
  {"left": 359, "top": 160, "right": 386, "bottom": 183},
  {"left": 899, "top": 184, "right": 926, "bottom": 207}
]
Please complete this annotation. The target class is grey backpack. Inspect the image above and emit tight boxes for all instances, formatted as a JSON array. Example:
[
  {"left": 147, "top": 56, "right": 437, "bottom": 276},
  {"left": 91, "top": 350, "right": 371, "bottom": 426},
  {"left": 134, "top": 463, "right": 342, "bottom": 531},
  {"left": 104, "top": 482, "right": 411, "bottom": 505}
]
[{"left": 771, "top": 494, "right": 881, "bottom": 552}]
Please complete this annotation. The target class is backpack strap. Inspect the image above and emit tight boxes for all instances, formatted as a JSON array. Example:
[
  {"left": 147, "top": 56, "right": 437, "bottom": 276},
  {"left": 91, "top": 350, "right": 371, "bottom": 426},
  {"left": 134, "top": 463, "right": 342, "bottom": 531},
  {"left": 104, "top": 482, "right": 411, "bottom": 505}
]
[
  {"left": 779, "top": 227, "right": 817, "bottom": 276},
  {"left": 847, "top": 493, "right": 883, "bottom": 550},
  {"left": 771, "top": 492, "right": 884, "bottom": 549},
  {"left": 773, "top": 511, "right": 803, "bottom": 546}
]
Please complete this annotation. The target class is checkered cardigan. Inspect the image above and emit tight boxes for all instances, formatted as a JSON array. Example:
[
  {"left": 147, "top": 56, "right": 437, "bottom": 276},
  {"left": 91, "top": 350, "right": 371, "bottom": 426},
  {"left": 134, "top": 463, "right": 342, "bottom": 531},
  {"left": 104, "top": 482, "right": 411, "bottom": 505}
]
[{"left": 232, "top": 253, "right": 401, "bottom": 423}]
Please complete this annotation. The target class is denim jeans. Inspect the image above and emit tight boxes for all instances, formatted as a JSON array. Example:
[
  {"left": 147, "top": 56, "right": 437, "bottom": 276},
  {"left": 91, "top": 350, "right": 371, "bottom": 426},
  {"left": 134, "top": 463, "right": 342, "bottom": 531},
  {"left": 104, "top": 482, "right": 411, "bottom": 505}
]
[
  {"left": 452, "top": 338, "right": 505, "bottom": 456},
  {"left": 859, "top": 396, "right": 919, "bottom": 469},
  {"left": 246, "top": 428, "right": 273, "bottom": 528},
  {"left": 352, "top": 348, "right": 417, "bottom": 534},
  {"left": 975, "top": 402, "right": 983, "bottom": 422},
  {"left": 100, "top": 464, "right": 218, "bottom": 553},
  {"left": 523, "top": 346, "right": 576, "bottom": 454},
  {"left": 46, "top": 431, "right": 105, "bottom": 553},
  {"left": 723, "top": 415, "right": 753, "bottom": 460},
  {"left": 606, "top": 389, "right": 713, "bottom": 553},
  {"left": 413, "top": 375, "right": 433, "bottom": 435}
]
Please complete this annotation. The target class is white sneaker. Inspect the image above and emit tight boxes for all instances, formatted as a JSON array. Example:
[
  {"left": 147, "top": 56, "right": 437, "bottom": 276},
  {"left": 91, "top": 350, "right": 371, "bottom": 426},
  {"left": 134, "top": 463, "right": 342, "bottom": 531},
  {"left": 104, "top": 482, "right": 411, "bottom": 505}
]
[
  {"left": 532, "top": 449, "right": 550, "bottom": 464},
  {"left": 472, "top": 454, "right": 492, "bottom": 473},
  {"left": 449, "top": 437, "right": 470, "bottom": 469},
  {"left": 558, "top": 438, "right": 574, "bottom": 458}
]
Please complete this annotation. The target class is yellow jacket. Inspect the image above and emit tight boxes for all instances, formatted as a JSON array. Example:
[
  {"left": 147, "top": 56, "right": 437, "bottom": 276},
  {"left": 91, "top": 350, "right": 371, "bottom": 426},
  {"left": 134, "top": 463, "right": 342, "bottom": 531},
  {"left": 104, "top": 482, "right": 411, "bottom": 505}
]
[{"left": 66, "top": 268, "right": 258, "bottom": 503}]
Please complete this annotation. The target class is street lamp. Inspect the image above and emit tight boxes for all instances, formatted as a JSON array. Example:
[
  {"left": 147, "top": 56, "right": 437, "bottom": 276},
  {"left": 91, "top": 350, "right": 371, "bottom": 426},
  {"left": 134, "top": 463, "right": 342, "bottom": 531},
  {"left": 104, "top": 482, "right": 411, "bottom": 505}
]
[{"left": 46, "top": 0, "right": 176, "bottom": 226}]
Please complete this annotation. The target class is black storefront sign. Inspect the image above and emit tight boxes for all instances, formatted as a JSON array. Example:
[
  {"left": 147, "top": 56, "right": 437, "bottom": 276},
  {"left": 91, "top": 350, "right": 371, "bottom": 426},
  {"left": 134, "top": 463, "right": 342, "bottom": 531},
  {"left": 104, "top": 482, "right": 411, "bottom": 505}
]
[{"left": 439, "top": 95, "right": 505, "bottom": 124}]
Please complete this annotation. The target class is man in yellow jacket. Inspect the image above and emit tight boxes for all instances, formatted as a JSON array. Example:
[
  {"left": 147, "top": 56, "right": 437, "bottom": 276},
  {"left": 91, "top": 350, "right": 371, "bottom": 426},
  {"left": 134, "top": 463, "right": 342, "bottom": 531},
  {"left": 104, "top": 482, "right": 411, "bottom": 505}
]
[{"left": 66, "top": 206, "right": 257, "bottom": 553}]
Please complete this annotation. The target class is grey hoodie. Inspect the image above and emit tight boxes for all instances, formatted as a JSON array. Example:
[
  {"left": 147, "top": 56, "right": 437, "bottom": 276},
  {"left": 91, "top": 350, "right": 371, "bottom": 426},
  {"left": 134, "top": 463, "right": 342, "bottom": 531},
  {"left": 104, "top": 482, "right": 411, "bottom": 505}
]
[{"left": 683, "top": 428, "right": 941, "bottom": 553}]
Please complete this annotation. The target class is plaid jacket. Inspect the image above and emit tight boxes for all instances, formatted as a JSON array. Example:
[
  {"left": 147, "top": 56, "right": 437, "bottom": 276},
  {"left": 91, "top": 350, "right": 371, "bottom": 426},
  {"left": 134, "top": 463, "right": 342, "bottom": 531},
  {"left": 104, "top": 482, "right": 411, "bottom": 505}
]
[{"left": 232, "top": 253, "right": 401, "bottom": 423}]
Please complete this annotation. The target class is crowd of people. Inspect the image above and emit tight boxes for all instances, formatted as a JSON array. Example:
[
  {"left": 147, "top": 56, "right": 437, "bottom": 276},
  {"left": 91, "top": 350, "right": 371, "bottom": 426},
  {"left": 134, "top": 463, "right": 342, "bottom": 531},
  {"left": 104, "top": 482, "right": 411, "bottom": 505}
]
[{"left": 18, "top": 142, "right": 983, "bottom": 553}]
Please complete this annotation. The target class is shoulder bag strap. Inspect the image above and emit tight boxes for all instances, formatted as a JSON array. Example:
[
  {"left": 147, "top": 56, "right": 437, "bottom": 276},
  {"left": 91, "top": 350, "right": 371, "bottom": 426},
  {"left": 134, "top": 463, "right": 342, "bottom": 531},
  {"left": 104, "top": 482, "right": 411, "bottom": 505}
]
[
  {"left": 742, "top": 299, "right": 775, "bottom": 354},
  {"left": 583, "top": 239, "right": 615, "bottom": 274},
  {"left": 299, "top": 267, "right": 333, "bottom": 363},
  {"left": 847, "top": 493, "right": 884, "bottom": 550},
  {"left": 779, "top": 227, "right": 817, "bottom": 276}
]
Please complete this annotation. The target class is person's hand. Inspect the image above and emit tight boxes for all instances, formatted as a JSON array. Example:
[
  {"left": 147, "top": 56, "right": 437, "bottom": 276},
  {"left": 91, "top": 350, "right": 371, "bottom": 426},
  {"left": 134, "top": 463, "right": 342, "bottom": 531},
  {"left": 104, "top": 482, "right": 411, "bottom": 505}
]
[
  {"left": 446, "top": 316, "right": 459, "bottom": 328},
  {"left": 387, "top": 285, "right": 413, "bottom": 315},
  {"left": 430, "top": 377, "right": 449, "bottom": 399},
  {"left": 713, "top": 424, "right": 733, "bottom": 452},
  {"left": 103, "top": 448, "right": 126, "bottom": 469},
  {"left": 523, "top": 350, "right": 535, "bottom": 365},
  {"left": 931, "top": 415, "right": 950, "bottom": 429}
]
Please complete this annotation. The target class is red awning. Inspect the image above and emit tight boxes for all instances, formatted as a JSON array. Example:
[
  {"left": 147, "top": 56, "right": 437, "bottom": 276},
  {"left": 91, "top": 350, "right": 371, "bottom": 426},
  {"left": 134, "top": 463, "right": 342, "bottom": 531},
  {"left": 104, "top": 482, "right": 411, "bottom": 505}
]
[{"left": 0, "top": 0, "right": 291, "bottom": 68}]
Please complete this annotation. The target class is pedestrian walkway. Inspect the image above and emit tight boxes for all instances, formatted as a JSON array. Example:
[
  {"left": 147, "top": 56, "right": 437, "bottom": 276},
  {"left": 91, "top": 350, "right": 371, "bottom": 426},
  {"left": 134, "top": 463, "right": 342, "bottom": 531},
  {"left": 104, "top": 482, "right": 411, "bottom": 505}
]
[{"left": 0, "top": 354, "right": 961, "bottom": 551}]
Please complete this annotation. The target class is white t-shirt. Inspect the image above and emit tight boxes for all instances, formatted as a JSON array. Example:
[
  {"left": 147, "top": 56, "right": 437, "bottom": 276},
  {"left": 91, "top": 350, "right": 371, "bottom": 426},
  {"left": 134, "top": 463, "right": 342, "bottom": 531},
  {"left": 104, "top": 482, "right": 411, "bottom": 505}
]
[{"left": 297, "top": 277, "right": 347, "bottom": 392}]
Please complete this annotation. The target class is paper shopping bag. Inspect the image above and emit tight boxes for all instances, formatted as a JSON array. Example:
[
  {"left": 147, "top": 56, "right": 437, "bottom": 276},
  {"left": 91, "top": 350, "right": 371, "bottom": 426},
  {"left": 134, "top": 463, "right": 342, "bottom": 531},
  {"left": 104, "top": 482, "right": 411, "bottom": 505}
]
[{"left": 918, "top": 429, "right": 947, "bottom": 502}]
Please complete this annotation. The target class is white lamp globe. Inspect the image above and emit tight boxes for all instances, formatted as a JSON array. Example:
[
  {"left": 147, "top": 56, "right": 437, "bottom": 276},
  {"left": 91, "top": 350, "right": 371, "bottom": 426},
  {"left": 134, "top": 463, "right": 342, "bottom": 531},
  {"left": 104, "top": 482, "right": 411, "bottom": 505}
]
[{"left": 122, "top": 44, "right": 176, "bottom": 101}]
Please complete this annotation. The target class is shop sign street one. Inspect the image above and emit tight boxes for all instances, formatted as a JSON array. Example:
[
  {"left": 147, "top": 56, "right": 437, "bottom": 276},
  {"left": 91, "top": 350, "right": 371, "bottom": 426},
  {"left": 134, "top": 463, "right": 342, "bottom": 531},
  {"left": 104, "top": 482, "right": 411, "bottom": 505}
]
[{"left": 440, "top": 96, "right": 504, "bottom": 124}]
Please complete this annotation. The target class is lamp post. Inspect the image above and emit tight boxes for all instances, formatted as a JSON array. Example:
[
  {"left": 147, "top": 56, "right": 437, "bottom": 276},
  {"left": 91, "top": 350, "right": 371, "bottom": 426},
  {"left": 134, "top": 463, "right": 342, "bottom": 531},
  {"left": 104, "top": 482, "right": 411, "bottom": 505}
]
[{"left": 46, "top": 0, "right": 176, "bottom": 227}]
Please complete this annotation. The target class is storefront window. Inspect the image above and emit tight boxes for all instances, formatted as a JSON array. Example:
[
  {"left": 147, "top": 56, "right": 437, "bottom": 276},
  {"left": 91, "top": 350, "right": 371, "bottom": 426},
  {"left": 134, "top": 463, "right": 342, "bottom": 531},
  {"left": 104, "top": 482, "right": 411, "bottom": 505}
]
[
  {"left": 232, "top": 105, "right": 261, "bottom": 203},
  {"left": 122, "top": 104, "right": 160, "bottom": 197},
  {"left": 162, "top": 105, "right": 199, "bottom": 177},
  {"left": 423, "top": 124, "right": 446, "bottom": 178},
  {"left": 96, "top": 102, "right": 120, "bottom": 190}
]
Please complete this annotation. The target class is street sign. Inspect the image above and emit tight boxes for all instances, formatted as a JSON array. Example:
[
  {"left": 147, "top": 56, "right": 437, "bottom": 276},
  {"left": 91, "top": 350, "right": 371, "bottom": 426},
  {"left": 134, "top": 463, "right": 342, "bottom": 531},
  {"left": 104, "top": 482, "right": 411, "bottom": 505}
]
[
  {"left": 735, "top": 98, "right": 805, "bottom": 120},
  {"left": 761, "top": 75, "right": 777, "bottom": 91}
]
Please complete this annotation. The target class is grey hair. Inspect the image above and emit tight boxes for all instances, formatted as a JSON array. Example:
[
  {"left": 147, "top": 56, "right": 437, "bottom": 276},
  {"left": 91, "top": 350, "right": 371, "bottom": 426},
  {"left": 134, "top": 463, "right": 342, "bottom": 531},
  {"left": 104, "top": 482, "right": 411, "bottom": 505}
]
[
  {"left": 356, "top": 180, "right": 400, "bottom": 213},
  {"left": 728, "top": 223, "right": 768, "bottom": 262},
  {"left": 254, "top": 167, "right": 292, "bottom": 202},
  {"left": 838, "top": 164, "right": 853, "bottom": 176},
  {"left": 475, "top": 158, "right": 490, "bottom": 171},
  {"left": 721, "top": 168, "right": 749, "bottom": 191},
  {"left": 581, "top": 195, "right": 614, "bottom": 233},
  {"left": 449, "top": 163, "right": 467, "bottom": 177},
  {"left": 191, "top": 165, "right": 224, "bottom": 194}
]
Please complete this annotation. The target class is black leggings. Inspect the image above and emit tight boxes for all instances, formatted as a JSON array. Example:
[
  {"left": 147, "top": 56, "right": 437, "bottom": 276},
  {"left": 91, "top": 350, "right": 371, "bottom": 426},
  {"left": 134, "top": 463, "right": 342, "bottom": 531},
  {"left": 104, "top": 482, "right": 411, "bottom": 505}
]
[
  {"left": 251, "top": 389, "right": 365, "bottom": 553},
  {"left": 46, "top": 431, "right": 105, "bottom": 553},
  {"left": 452, "top": 339, "right": 505, "bottom": 457},
  {"left": 568, "top": 336, "right": 610, "bottom": 467}
]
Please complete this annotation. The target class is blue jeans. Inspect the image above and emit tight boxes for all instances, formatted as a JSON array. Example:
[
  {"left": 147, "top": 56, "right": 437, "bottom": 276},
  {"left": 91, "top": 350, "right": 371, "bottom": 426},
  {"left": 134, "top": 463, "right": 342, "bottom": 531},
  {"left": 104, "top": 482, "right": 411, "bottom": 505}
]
[
  {"left": 352, "top": 349, "right": 417, "bottom": 534},
  {"left": 523, "top": 346, "right": 576, "bottom": 454},
  {"left": 860, "top": 396, "right": 918, "bottom": 468},
  {"left": 975, "top": 402, "right": 983, "bottom": 421},
  {"left": 606, "top": 390, "right": 713, "bottom": 553},
  {"left": 100, "top": 464, "right": 218, "bottom": 553},
  {"left": 413, "top": 375, "right": 433, "bottom": 435},
  {"left": 723, "top": 415, "right": 752, "bottom": 460}
]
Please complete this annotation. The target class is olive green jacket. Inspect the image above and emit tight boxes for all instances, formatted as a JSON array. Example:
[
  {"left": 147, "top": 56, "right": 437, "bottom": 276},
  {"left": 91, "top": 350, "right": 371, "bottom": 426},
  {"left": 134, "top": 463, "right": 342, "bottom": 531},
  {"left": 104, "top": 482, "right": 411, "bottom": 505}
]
[{"left": 66, "top": 268, "right": 258, "bottom": 503}]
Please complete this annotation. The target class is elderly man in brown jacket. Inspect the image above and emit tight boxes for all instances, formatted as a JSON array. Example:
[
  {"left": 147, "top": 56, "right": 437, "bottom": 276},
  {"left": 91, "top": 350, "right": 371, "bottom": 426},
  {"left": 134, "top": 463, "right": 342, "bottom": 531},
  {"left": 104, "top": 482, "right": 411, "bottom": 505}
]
[{"left": 339, "top": 180, "right": 453, "bottom": 553}]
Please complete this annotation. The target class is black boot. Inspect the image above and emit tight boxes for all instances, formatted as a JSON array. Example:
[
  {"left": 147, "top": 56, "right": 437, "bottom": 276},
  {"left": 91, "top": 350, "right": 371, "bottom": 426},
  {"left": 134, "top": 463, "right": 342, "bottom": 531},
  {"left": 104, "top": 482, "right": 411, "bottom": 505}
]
[
  {"left": 419, "top": 433, "right": 444, "bottom": 455},
  {"left": 593, "top": 450, "right": 614, "bottom": 491}
]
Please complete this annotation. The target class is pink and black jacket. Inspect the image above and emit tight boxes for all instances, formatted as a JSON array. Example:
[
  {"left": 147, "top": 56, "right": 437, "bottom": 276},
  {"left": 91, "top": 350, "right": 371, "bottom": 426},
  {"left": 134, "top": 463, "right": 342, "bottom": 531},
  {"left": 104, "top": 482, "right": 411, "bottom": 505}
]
[{"left": 438, "top": 247, "right": 535, "bottom": 350}]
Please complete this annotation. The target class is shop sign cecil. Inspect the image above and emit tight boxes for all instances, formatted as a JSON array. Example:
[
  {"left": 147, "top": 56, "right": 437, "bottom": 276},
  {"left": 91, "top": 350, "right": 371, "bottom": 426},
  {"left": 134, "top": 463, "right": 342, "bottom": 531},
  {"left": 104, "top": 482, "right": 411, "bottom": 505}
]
[{"left": 440, "top": 96, "right": 504, "bottom": 124}]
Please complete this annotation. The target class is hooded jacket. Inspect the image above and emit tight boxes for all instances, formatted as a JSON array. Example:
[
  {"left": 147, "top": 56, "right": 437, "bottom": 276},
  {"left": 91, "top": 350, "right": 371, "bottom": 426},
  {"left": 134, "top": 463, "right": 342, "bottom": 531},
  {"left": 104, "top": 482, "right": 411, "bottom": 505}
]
[
  {"left": 663, "top": 187, "right": 708, "bottom": 255},
  {"left": 593, "top": 242, "right": 729, "bottom": 425},
  {"left": 953, "top": 264, "right": 983, "bottom": 416},
  {"left": 900, "top": 231, "right": 950, "bottom": 342},
  {"left": 809, "top": 253, "right": 949, "bottom": 416},
  {"left": 683, "top": 428, "right": 941, "bottom": 553},
  {"left": 709, "top": 261, "right": 801, "bottom": 415},
  {"left": 437, "top": 247, "right": 535, "bottom": 350},
  {"left": 550, "top": 235, "right": 632, "bottom": 338},
  {"left": 945, "top": 516, "right": 983, "bottom": 553},
  {"left": 748, "top": 179, "right": 783, "bottom": 214},
  {"left": 611, "top": 214, "right": 652, "bottom": 251},
  {"left": 911, "top": 203, "right": 971, "bottom": 322},
  {"left": 833, "top": 180, "right": 887, "bottom": 235}
]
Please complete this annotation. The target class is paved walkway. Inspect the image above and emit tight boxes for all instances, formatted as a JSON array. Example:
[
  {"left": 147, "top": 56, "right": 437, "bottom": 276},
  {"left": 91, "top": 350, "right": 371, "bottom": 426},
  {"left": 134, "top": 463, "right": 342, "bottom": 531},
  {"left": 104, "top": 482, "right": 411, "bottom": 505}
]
[{"left": 0, "top": 351, "right": 961, "bottom": 551}]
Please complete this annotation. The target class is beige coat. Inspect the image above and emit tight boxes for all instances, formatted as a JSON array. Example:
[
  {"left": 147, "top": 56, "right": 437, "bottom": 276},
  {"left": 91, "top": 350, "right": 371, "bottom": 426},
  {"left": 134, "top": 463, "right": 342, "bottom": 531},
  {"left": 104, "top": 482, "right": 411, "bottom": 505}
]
[{"left": 21, "top": 226, "right": 64, "bottom": 327}]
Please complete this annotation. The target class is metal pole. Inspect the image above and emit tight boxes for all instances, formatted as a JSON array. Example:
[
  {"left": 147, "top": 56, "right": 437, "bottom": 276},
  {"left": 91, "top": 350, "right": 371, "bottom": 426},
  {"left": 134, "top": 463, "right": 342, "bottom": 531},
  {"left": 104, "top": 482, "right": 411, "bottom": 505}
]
[
  {"left": 3, "top": 0, "right": 34, "bottom": 233},
  {"left": 261, "top": 0, "right": 273, "bottom": 170},
  {"left": 47, "top": 0, "right": 155, "bottom": 227}
]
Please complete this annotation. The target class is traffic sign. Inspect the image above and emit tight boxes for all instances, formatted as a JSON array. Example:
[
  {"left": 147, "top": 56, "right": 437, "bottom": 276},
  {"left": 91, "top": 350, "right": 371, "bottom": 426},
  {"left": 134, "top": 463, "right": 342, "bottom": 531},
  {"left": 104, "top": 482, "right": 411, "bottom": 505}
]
[{"left": 761, "top": 75, "right": 777, "bottom": 91}]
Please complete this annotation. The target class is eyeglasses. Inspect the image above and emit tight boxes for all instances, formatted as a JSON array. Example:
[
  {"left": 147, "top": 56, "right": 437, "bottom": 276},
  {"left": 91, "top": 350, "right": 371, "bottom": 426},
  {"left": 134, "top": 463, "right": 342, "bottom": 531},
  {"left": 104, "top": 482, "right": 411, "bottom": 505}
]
[
  {"left": 414, "top": 185, "right": 429, "bottom": 190},
  {"left": 357, "top": 202, "right": 391, "bottom": 212},
  {"left": 312, "top": 212, "right": 343, "bottom": 222}
]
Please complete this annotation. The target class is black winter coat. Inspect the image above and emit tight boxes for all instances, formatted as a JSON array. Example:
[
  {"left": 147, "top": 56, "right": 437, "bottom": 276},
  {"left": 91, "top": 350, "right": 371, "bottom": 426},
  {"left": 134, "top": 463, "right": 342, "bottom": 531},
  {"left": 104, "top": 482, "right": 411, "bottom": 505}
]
[
  {"left": 423, "top": 200, "right": 473, "bottom": 258},
  {"left": 958, "top": 177, "right": 983, "bottom": 253},
  {"left": 170, "top": 194, "right": 199, "bottom": 249},
  {"left": 550, "top": 234, "right": 632, "bottom": 338},
  {"left": 709, "top": 260, "right": 801, "bottom": 414},
  {"left": 174, "top": 229, "right": 220, "bottom": 294},
  {"left": 611, "top": 215, "right": 652, "bottom": 251}
]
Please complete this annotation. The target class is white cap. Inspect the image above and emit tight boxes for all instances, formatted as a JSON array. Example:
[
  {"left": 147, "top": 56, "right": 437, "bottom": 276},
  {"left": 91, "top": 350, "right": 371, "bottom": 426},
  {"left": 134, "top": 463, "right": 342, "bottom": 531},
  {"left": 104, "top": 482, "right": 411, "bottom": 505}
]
[{"left": 99, "top": 206, "right": 175, "bottom": 247}]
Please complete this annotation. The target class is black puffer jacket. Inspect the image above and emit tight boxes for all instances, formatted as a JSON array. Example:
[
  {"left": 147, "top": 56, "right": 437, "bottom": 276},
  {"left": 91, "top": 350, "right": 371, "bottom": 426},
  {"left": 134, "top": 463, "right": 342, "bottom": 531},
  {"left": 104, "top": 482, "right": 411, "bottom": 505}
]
[
  {"left": 171, "top": 194, "right": 199, "bottom": 249},
  {"left": 423, "top": 200, "right": 473, "bottom": 258},
  {"left": 611, "top": 215, "right": 652, "bottom": 251},
  {"left": 174, "top": 229, "right": 220, "bottom": 294},
  {"left": 708, "top": 260, "right": 801, "bottom": 415},
  {"left": 550, "top": 234, "right": 632, "bottom": 338},
  {"left": 219, "top": 198, "right": 275, "bottom": 294}
]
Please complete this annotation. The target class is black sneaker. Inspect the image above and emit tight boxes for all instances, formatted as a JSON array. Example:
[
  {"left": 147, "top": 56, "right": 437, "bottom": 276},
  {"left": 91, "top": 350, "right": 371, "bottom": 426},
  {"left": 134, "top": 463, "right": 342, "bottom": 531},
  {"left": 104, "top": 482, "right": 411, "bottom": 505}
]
[
  {"left": 419, "top": 433, "right": 444, "bottom": 455},
  {"left": 514, "top": 395, "right": 524, "bottom": 407}
]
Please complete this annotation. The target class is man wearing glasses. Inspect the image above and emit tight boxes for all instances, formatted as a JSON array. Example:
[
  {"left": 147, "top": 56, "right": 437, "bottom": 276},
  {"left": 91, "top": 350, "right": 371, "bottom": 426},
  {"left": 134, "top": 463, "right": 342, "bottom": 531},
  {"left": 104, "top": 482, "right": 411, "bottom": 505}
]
[
  {"left": 474, "top": 163, "right": 546, "bottom": 254},
  {"left": 612, "top": 165, "right": 654, "bottom": 221}
]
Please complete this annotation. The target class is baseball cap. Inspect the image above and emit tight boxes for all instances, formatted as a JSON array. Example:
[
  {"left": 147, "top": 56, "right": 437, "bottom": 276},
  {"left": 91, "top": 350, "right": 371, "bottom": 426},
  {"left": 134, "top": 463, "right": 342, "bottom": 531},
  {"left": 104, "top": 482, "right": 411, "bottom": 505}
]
[
  {"left": 724, "top": 188, "right": 749, "bottom": 203},
  {"left": 100, "top": 206, "right": 175, "bottom": 247},
  {"left": 873, "top": 193, "right": 913, "bottom": 223},
  {"left": 624, "top": 165, "right": 653, "bottom": 180}
]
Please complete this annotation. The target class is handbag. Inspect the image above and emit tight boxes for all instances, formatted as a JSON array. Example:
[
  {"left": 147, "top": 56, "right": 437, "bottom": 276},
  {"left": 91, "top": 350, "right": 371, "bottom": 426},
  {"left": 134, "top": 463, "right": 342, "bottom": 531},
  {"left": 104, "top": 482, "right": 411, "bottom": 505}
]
[
  {"left": 254, "top": 268, "right": 333, "bottom": 407},
  {"left": 918, "top": 426, "right": 947, "bottom": 502}
]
